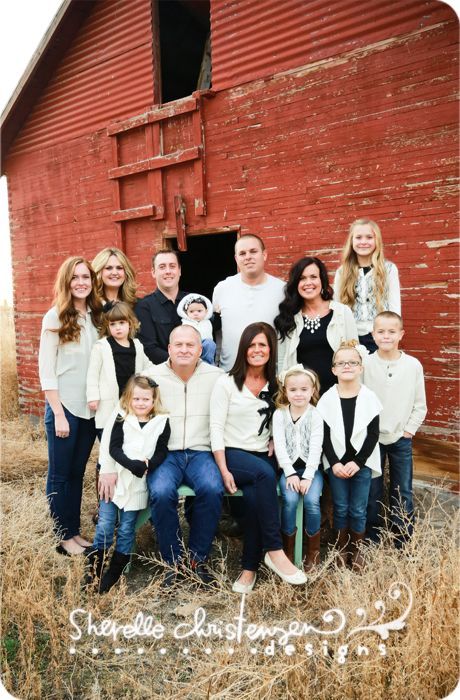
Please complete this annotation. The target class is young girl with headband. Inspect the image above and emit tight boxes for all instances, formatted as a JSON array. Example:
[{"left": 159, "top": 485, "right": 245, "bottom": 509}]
[
  {"left": 334, "top": 218, "right": 400, "bottom": 352},
  {"left": 86, "top": 375, "right": 170, "bottom": 593},
  {"left": 273, "top": 365, "right": 324, "bottom": 571}
]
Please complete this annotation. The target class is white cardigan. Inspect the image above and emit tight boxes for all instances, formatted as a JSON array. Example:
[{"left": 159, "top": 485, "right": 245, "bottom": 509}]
[
  {"left": 86, "top": 337, "right": 154, "bottom": 428},
  {"left": 277, "top": 300, "right": 358, "bottom": 373},
  {"left": 334, "top": 262, "right": 401, "bottom": 335},
  {"left": 210, "top": 374, "right": 272, "bottom": 453},
  {"left": 99, "top": 410, "right": 169, "bottom": 511},
  {"left": 316, "top": 384, "right": 382, "bottom": 477},
  {"left": 272, "top": 404, "right": 323, "bottom": 480}
]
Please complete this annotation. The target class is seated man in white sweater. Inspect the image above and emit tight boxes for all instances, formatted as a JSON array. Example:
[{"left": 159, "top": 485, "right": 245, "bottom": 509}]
[
  {"left": 99, "top": 325, "right": 224, "bottom": 587},
  {"left": 363, "top": 312, "right": 427, "bottom": 546}
]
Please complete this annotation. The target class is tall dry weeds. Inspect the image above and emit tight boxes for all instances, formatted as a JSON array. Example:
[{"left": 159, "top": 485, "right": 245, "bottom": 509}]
[{"left": 1, "top": 305, "right": 459, "bottom": 699}]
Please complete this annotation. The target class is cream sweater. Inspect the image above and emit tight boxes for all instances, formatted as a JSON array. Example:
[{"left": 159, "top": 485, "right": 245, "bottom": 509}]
[
  {"left": 277, "top": 301, "right": 358, "bottom": 373},
  {"left": 145, "top": 360, "right": 224, "bottom": 451},
  {"left": 86, "top": 337, "right": 154, "bottom": 428},
  {"left": 210, "top": 374, "right": 272, "bottom": 453},
  {"left": 272, "top": 405, "right": 324, "bottom": 480},
  {"left": 363, "top": 351, "right": 427, "bottom": 445},
  {"left": 99, "top": 410, "right": 169, "bottom": 511}
]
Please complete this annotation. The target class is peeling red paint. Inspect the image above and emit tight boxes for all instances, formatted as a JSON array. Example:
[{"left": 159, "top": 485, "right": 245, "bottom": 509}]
[{"left": 3, "top": 0, "right": 459, "bottom": 440}]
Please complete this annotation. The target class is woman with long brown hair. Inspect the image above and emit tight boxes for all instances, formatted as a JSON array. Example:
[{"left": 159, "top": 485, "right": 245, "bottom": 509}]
[
  {"left": 39, "top": 256, "right": 102, "bottom": 555},
  {"left": 210, "top": 322, "right": 307, "bottom": 593}
]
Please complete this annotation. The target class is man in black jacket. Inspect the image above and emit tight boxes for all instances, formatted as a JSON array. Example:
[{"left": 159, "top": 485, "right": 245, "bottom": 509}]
[{"left": 135, "top": 249, "right": 187, "bottom": 364}]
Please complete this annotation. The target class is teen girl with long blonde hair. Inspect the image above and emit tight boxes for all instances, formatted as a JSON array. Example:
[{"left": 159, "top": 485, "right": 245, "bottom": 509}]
[{"left": 334, "top": 218, "right": 400, "bottom": 352}]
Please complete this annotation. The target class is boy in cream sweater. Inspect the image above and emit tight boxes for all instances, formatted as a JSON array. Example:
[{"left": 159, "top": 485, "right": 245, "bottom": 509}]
[{"left": 363, "top": 312, "right": 427, "bottom": 546}]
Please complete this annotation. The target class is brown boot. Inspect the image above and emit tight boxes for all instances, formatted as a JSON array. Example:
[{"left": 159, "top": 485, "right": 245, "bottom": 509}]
[
  {"left": 336, "top": 528, "right": 350, "bottom": 568},
  {"left": 350, "top": 531, "right": 366, "bottom": 571},
  {"left": 282, "top": 529, "right": 297, "bottom": 563},
  {"left": 304, "top": 531, "right": 321, "bottom": 572}
]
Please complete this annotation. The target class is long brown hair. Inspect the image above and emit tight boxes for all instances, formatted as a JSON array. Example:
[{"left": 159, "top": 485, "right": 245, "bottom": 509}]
[
  {"left": 338, "top": 218, "right": 387, "bottom": 312},
  {"left": 92, "top": 247, "right": 138, "bottom": 306},
  {"left": 229, "top": 322, "right": 278, "bottom": 393},
  {"left": 53, "top": 257, "right": 102, "bottom": 343}
]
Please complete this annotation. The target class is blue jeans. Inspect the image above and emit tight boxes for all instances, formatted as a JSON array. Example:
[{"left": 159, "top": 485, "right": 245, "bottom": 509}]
[
  {"left": 328, "top": 466, "right": 372, "bottom": 533},
  {"left": 279, "top": 468, "right": 323, "bottom": 536},
  {"left": 367, "top": 437, "right": 414, "bottom": 543},
  {"left": 225, "top": 448, "right": 282, "bottom": 571},
  {"left": 92, "top": 500, "right": 139, "bottom": 554},
  {"left": 201, "top": 339, "right": 216, "bottom": 365},
  {"left": 147, "top": 450, "right": 224, "bottom": 564},
  {"left": 45, "top": 403, "right": 97, "bottom": 540}
]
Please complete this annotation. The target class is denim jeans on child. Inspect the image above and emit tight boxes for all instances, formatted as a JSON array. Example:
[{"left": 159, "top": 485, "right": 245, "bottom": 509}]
[
  {"left": 147, "top": 449, "right": 224, "bottom": 564},
  {"left": 45, "top": 402, "right": 97, "bottom": 540},
  {"left": 328, "top": 465, "right": 372, "bottom": 533},
  {"left": 279, "top": 468, "right": 323, "bottom": 537},
  {"left": 225, "top": 448, "right": 283, "bottom": 571},
  {"left": 200, "top": 339, "right": 217, "bottom": 365},
  {"left": 93, "top": 500, "right": 139, "bottom": 554},
  {"left": 366, "top": 436, "right": 414, "bottom": 543}
]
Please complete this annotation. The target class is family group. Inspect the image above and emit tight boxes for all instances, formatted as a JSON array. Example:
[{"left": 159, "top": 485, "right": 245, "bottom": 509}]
[{"left": 38, "top": 218, "right": 427, "bottom": 594}]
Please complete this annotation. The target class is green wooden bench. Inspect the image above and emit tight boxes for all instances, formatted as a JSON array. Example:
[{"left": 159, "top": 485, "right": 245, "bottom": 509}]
[{"left": 135, "top": 484, "right": 305, "bottom": 567}]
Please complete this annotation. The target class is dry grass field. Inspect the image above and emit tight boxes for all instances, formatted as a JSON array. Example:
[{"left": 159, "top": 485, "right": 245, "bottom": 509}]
[{"left": 1, "top": 304, "right": 459, "bottom": 700}]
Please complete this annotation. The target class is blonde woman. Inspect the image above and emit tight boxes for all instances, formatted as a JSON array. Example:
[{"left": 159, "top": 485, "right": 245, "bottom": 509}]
[
  {"left": 92, "top": 247, "right": 138, "bottom": 310},
  {"left": 39, "top": 256, "right": 102, "bottom": 555}
]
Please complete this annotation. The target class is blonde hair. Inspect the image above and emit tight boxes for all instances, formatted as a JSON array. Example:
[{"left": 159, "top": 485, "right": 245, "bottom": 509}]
[
  {"left": 100, "top": 301, "right": 140, "bottom": 339},
  {"left": 332, "top": 340, "right": 362, "bottom": 366},
  {"left": 338, "top": 218, "right": 387, "bottom": 313},
  {"left": 92, "top": 248, "right": 138, "bottom": 306},
  {"left": 119, "top": 375, "right": 165, "bottom": 420},
  {"left": 275, "top": 367, "right": 320, "bottom": 408},
  {"left": 53, "top": 256, "right": 102, "bottom": 343}
]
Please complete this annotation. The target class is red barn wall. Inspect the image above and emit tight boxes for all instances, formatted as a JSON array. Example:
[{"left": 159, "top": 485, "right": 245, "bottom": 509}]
[{"left": 4, "top": 0, "right": 459, "bottom": 439}]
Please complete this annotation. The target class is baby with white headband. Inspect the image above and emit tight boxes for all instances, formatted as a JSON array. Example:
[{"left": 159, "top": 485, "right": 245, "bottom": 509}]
[
  {"left": 177, "top": 293, "right": 216, "bottom": 365},
  {"left": 273, "top": 364, "right": 324, "bottom": 571}
]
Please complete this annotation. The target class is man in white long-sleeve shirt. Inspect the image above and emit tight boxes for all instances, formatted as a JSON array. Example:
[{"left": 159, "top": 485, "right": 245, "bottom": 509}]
[
  {"left": 212, "top": 234, "right": 285, "bottom": 371},
  {"left": 363, "top": 312, "right": 427, "bottom": 546}
]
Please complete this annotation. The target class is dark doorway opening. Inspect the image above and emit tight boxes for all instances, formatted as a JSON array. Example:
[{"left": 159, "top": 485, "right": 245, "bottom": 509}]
[
  {"left": 172, "top": 231, "right": 237, "bottom": 300},
  {"left": 158, "top": 0, "right": 211, "bottom": 104}
]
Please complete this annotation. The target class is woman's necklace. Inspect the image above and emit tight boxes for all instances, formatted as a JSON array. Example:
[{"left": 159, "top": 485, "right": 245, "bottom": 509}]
[{"left": 303, "top": 313, "right": 321, "bottom": 333}]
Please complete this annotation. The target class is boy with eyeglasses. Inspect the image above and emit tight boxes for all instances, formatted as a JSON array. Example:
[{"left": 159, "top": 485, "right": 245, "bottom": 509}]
[{"left": 363, "top": 311, "right": 427, "bottom": 546}]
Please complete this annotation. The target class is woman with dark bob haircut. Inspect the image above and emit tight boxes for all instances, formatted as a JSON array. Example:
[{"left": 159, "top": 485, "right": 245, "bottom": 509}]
[
  {"left": 210, "top": 322, "right": 307, "bottom": 592},
  {"left": 275, "top": 257, "right": 358, "bottom": 395}
]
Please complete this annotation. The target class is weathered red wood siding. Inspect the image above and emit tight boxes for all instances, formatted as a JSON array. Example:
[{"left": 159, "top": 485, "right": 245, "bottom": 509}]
[{"left": 4, "top": 1, "right": 459, "bottom": 439}]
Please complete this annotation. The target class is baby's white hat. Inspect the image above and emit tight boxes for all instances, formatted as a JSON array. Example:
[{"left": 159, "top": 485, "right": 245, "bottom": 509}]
[{"left": 177, "top": 293, "right": 213, "bottom": 320}]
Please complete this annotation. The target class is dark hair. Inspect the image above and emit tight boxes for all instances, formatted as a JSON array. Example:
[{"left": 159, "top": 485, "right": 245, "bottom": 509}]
[
  {"left": 229, "top": 322, "right": 278, "bottom": 393},
  {"left": 151, "top": 248, "right": 181, "bottom": 269},
  {"left": 274, "top": 257, "right": 333, "bottom": 341},
  {"left": 100, "top": 301, "right": 140, "bottom": 339},
  {"left": 235, "top": 233, "right": 265, "bottom": 252}
]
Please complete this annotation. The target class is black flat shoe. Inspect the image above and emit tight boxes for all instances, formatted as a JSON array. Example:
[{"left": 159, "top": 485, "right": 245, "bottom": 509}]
[
  {"left": 56, "top": 544, "right": 83, "bottom": 556},
  {"left": 56, "top": 544, "right": 71, "bottom": 556}
]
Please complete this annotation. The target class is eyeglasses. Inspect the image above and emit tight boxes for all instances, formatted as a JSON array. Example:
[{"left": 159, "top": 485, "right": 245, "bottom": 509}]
[{"left": 333, "top": 361, "right": 361, "bottom": 368}]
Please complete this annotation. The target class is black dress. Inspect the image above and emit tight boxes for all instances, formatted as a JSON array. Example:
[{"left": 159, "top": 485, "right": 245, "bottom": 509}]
[{"left": 296, "top": 310, "right": 335, "bottom": 395}]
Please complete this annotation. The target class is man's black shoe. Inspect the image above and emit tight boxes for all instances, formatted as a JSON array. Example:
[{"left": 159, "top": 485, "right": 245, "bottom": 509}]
[{"left": 190, "top": 560, "right": 218, "bottom": 588}]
